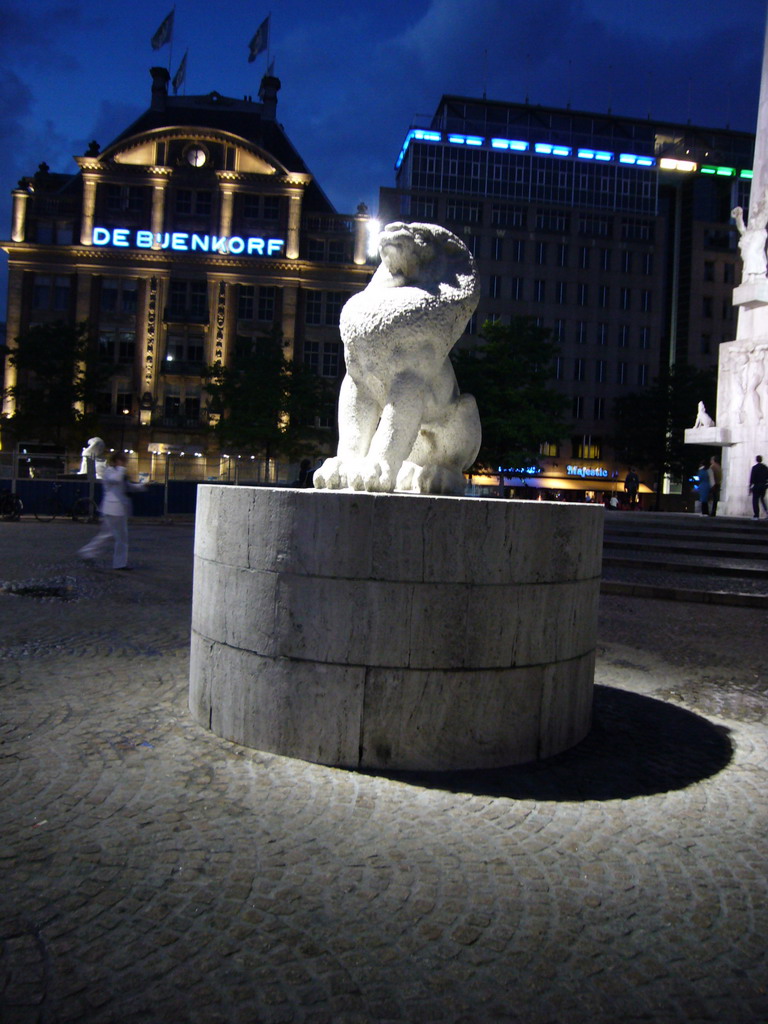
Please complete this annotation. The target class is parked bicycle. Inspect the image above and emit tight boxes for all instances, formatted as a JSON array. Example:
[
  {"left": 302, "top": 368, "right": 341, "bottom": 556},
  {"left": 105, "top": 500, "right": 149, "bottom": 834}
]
[
  {"left": 34, "top": 483, "right": 99, "bottom": 523},
  {"left": 0, "top": 489, "right": 23, "bottom": 521}
]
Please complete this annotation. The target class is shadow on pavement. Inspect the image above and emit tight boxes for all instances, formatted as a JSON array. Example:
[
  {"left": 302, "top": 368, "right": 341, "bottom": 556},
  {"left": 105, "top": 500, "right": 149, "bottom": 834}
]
[{"left": 373, "top": 685, "right": 734, "bottom": 801}]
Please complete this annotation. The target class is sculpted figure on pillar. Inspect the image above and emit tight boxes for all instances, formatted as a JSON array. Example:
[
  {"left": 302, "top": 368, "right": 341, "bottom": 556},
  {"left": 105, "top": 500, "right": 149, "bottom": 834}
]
[
  {"left": 732, "top": 189, "right": 768, "bottom": 280},
  {"left": 313, "top": 222, "right": 481, "bottom": 495}
]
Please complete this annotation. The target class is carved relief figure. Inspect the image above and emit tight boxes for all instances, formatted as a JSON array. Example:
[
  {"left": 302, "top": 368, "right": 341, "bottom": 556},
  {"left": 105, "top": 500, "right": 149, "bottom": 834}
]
[
  {"left": 313, "top": 222, "right": 481, "bottom": 495},
  {"left": 693, "top": 401, "right": 715, "bottom": 428},
  {"left": 732, "top": 190, "right": 768, "bottom": 280}
]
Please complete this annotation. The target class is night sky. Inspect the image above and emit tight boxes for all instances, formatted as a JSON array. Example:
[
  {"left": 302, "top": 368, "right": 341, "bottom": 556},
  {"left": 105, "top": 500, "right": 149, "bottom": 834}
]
[{"left": 2, "top": 0, "right": 768, "bottom": 318}]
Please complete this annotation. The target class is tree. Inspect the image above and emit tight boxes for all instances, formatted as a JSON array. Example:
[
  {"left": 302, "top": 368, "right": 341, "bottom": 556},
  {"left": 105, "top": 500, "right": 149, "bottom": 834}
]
[
  {"left": 451, "top": 317, "right": 569, "bottom": 478},
  {"left": 611, "top": 362, "right": 717, "bottom": 507},
  {"left": 3, "top": 320, "right": 109, "bottom": 447},
  {"left": 203, "top": 328, "right": 332, "bottom": 474}
]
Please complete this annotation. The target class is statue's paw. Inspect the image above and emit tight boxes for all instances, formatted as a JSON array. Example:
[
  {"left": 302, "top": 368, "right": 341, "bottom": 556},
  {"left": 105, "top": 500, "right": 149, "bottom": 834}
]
[
  {"left": 348, "top": 458, "right": 396, "bottom": 493},
  {"left": 401, "top": 465, "right": 465, "bottom": 495},
  {"left": 313, "top": 457, "right": 346, "bottom": 489},
  {"left": 394, "top": 461, "right": 417, "bottom": 492}
]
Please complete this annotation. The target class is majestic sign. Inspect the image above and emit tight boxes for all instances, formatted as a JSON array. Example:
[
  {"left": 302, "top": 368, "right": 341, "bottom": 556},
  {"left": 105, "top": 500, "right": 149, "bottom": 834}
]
[
  {"left": 566, "top": 464, "right": 609, "bottom": 478},
  {"left": 92, "top": 227, "right": 285, "bottom": 256}
]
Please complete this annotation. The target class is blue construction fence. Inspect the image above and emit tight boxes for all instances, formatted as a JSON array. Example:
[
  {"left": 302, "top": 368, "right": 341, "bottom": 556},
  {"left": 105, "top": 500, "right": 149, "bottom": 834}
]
[{"left": 9, "top": 478, "right": 202, "bottom": 517}]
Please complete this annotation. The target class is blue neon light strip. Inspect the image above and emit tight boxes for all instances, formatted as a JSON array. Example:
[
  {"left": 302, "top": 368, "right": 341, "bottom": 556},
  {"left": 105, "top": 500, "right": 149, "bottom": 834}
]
[{"left": 395, "top": 129, "right": 747, "bottom": 178}]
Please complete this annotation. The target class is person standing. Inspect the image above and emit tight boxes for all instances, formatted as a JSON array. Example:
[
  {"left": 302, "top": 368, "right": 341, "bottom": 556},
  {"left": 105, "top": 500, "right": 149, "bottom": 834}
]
[
  {"left": 624, "top": 468, "right": 640, "bottom": 509},
  {"left": 78, "top": 452, "right": 145, "bottom": 569},
  {"left": 708, "top": 456, "right": 722, "bottom": 517},
  {"left": 696, "top": 460, "right": 712, "bottom": 516},
  {"left": 749, "top": 454, "right": 768, "bottom": 519}
]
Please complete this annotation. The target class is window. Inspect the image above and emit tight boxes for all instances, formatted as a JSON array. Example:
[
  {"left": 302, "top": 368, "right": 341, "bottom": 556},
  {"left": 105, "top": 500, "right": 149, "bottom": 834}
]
[
  {"left": 322, "top": 342, "right": 340, "bottom": 377},
  {"left": 574, "top": 358, "right": 585, "bottom": 381},
  {"left": 617, "top": 360, "right": 628, "bottom": 385},
  {"left": 304, "top": 340, "right": 340, "bottom": 377},
  {"left": 597, "top": 323, "right": 608, "bottom": 346},
  {"left": 701, "top": 334, "right": 711, "bottom": 355},
  {"left": 489, "top": 275, "right": 501, "bottom": 299},
  {"left": 540, "top": 442, "right": 559, "bottom": 457},
  {"left": 511, "top": 277, "right": 524, "bottom": 301},
  {"left": 164, "top": 332, "right": 205, "bottom": 372},
  {"left": 238, "top": 285, "right": 255, "bottom": 320},
  {"left": 100, "top": 278, "right": 137, "bottom": 315},
  {"left": 622, "top": 251, "right": 632, "bottom": 274},
  {"left": 641, "top": 290, "right": 651, "bottom": 313},
  {"left": 31, "top": 274, "right": 71, "bottom": 311},
  {"left": 598, "top": 285, "right": 609, "bottom": 309},
  {"left": 703, "top": 297, "right": 713, "bottom": 318},
  {"left": 175, "top": 189, "right": 211, "bottom": 216},
  {"left": 305, "top": 290, "right": 347, "bottom": 326},
  {"left": 466, "top": 235, "right": 480, "bottom": 257},
  {"left": 595, "top": 359, "right": 608, "bottom": 383},
  {"left": 534, "top": 280, "right": 546, "bottom": 302},
  {"left": 446, "top": 200, "right": 481, "bottom": 223},
  {"left": 620, "top": 287, "right": 631, "bottom": 311},
  {"left": 556, "top": 281, "right": 567, "bottom": 304},
  {"left": 594, "top": 397, "right": 605, "bottom": 420},
  {"left": 536, "top": 242, "right": 547, "bottom": 265},
  {"left": 600, "top": 248, "right": 611, "bottom": 272},
  {"left": 263, "top": 195, "right": 280, "bottom": 220},
  {"left": 643, "top": 252, "right": 653, "bottom": 276},
  {"left": 116, "top": 391, "right": 133, "bottom": 415},
  {"left": 304, "top": 340, "right": 320, "bottom": 373},
  {"left": 577, "top": 322, "right": 588, "bottom": 345},
  {"left": 619, "top": 324, "right": 630, "bottom": 348},
  {"left": 579, "top": 246, "right": 590, "bottom": 270},
  {"left": 638, "top": 364, "right": 648, "bottom": 386},
  {"left": 466, "top": 313, "right": 478, "bottom": 335},
  {"left": 723, "top": 262, "right": 735, "bottom": 284},
  {"left": 168, "top": 280, "right": 208, "bottom": 319},
  {"left": 328, "top": 239, "right": 347, "bottom": 263},
  {"left": 578, "top": 283, "right": 589, "bottom": 307},
  {"left": 492, "top": 236, "right": 504, "bottom": 261},
  {"left": 554, "top": 356, "right": 563, "bottom": 380},
  {"left": 491, "top": 204, "right": 524, "bottom": 227},
  {"left": 704, "top": 260, "right": 715, "bottom": 282},
  {"left": 106, "top": 185, "right": 144, "bottom": 214},
  {"left": 512, "top": 239, "right": 525, "bottom": 262},
  {"left": 554, "top": 319, "right": 565, "bottom": 343},
  {"left": 558, "top": 243, "right": 568, "bottom": 268},
  {"left": 258, "top": 287, "right": 276, "bottom": 322},
  {"left": 574, "top": 436, "right": 601, "bottom": 459},
  {"left": 572, "top": 395, "right": 584, "bottom": 418},
  {"left": 639, "top": 326, "right": 650, "bottom": 349}
]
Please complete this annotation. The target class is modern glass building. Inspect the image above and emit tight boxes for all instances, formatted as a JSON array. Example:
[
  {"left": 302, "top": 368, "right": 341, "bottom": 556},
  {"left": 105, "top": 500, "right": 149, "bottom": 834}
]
[{"left": 380, "top": 95, "right": 755, "bottom": 497}]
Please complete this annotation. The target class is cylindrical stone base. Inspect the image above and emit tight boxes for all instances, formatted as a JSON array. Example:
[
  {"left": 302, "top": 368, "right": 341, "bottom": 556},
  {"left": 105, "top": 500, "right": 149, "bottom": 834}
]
[{"left": 189, "top": 486, "right": 604, "bottom": 771}]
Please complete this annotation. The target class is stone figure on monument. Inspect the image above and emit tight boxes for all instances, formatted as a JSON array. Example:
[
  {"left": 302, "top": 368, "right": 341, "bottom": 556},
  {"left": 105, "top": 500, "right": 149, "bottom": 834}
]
[
  {"left": 693, "top": 401, "right": 715, "bottom": 428},
  {"left": 78, "top": 436, "right": 107, "bottom": 478},
  {"left": 732, "top": 192, "right": 768, "bottom": 280},
  {"left": 313, "top": 222, "right": 481, "bottom": 495}
]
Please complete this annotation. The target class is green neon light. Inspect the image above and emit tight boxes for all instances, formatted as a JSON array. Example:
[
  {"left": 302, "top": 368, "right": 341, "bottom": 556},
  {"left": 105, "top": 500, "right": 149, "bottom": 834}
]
[
  {"left": 741, "top": 169, "right": 754, "bottom": 179},
  {"left": 701, "top": 166, "right": 716, "bottom": 174},
  {"left": 716, "top": 166, "right": 736, "bottom": 176}
]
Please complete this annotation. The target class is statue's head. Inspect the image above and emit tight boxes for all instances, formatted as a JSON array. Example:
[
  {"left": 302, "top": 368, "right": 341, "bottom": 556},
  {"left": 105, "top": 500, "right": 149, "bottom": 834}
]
[{"left": 378, "top": 222, "right": 470, "bottom": 284}]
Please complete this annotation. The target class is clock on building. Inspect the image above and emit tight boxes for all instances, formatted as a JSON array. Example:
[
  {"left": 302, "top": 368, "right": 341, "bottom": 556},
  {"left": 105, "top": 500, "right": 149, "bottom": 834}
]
[{"left": 185, "top": 146, "right": 207, "bottom": 167}]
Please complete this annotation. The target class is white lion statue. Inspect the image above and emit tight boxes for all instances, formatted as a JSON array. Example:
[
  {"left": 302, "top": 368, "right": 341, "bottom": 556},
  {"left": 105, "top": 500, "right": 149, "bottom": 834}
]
[
  {"left": 313, "top": 221, "right": 481, "bottom": 495},
  {"left": 78, "top": 436, "right": 107, "bottom": 478},
  {"left": 693, "top": 401, "right": 715, "bottom": 429}
]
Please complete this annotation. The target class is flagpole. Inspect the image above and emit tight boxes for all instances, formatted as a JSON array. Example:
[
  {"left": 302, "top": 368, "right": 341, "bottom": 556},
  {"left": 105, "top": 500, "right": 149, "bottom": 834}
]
[{"left": 168, "top": 4, "right": 176, "bottom": 72}]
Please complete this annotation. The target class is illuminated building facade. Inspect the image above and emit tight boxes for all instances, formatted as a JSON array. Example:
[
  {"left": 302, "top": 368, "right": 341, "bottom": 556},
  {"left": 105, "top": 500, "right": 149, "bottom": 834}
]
[
  {"left": 2, "top": 68, "right": 371, "bottom": 471},
  {"left": 380, "top": 96, "right": 755, "bottom": 497}
]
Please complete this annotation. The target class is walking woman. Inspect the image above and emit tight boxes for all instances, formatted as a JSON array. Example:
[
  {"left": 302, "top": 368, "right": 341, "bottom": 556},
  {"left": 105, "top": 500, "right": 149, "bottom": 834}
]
[{"left": 78, "top": 453, "right": 145, "bottom": 569}]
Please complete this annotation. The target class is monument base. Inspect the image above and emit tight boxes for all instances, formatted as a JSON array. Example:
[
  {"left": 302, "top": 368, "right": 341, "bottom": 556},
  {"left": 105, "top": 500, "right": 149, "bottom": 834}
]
[{"left": 189, "top": 486, "right": 604, "bottom": 771}]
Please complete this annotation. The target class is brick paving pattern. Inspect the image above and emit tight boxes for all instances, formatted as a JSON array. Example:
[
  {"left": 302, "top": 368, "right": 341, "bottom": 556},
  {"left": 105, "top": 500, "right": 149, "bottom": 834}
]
[{"left": 1, "top": 518, "right": 767, "bottom": 1023}]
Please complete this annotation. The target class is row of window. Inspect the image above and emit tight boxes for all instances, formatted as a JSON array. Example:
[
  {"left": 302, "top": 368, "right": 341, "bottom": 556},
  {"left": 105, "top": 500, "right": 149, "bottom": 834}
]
[
  {"left": 104, "top": 185, "right": 282, "bottom": 222},
  {"left": 470, "top": 236, "right": 655, "bottom": 273},
  {"left": 559, "top": 359, "right": 649, "bottom": 387},
  {"left": 432, "top": 197, "right": 655, "bottom": 239},
  {"left": 703, "top": 260, "right": 736, "bottom": 285},
  {"left": 702, "top": 297, "right": 736, "bottom": 320},
  {"left": 486, "top": 276, "right": 653, "bottom": 310}
]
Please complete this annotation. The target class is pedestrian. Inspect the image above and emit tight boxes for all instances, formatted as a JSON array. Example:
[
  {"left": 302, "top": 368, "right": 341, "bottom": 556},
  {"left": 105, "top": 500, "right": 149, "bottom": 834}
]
[
  {"left": 78, "top": 453, "right": 145, "bottom": 569},
  {"left": 624, "top": 468, "right": 640, "bottom": 509},
  {"left": 749, "top": 454, "right": 768, "bottom": 519},
  {"left": 709, "top": 456, "right": 722, "bottom": 516},
  {"left": 696, "top": 460, "right": 712, "bottom": 516}
]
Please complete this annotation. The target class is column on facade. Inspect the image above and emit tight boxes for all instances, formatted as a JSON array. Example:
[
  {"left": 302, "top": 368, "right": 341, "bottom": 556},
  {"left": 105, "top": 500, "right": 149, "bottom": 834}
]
[
  {"left": 286, "top": 190, "right": 303, "bottom": 260},
  {"left": 281, "top": 284, "right": 298, "bottom": 360},
  {"left": 1, "top": 268, "right": 24, "bottom": 415},
  {"left": 80, "top": 175, "right": 98, "bottom": 245},
  {"left": 150, "top": 178, "right": 168, "bottom": 249},
  {"left": 219, "top": 187, "right": 235, "bottom": 238},
  {"left": 73, "top": 275, "right": 94, "bottom": 416},
  {"left": 11, "top": 189, "right": 29, "bottom": 243},
  {"left": 354, "top": 208, "right": 371, "bottom": 266}
]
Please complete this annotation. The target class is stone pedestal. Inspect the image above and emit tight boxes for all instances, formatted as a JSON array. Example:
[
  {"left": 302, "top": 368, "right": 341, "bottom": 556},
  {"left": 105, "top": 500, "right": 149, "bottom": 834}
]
[{"left": 189, "top": 486, "right": 604, "bottom": 771}]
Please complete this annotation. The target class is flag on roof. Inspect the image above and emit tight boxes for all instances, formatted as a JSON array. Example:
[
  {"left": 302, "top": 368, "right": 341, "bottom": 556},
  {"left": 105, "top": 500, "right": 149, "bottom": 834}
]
[
  {"left": 172, "top": 50, "right": 187, "bottom": 94},
  {"left": 248, "top": 16, "right": 269, "bottom": 63},
  {"left": 151, "top": 9, "right": 174, "bottom": 50}
]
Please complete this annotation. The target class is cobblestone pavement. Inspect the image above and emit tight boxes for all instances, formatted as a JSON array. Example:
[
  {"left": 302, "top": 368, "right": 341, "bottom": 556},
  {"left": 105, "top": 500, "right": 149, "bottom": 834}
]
[{"left": 1, "top": 519, "right": 767, "bottom": 1024}]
